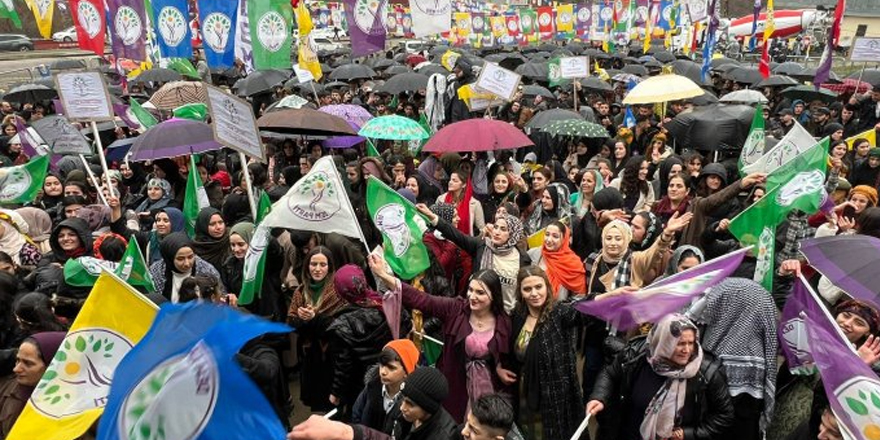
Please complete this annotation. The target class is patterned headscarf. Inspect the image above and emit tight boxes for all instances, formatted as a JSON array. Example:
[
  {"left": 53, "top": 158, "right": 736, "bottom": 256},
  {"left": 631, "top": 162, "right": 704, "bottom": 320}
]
[
  {"left": 835, "top": 299, "right": 880, "bottom": 335},
  {"left": 333, "top": 264, "right": 383, "bottom": 309}
]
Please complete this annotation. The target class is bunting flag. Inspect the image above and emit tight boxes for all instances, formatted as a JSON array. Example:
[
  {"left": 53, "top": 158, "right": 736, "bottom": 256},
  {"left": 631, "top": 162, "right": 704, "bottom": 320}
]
[
  {"left": 198, "top": 0, "right": 238, "bottom": 68},
  {"left": 846, "top": 129, "right": 877, "bottom": 150},
  {"left": 0, "top": 0, "right": 21, "bottom": 28},
  {"left": 520, "top": 9, "right": 536, "bottom": 38},
  {"left": 7, "top": 272, "right": 158, "bottom": 440},
  {"left": 27, "top": 0, "right": 54, "bottom": 38},
  {"left": 634, "top": 0, "right": 649, "bottom": 27},
  {"left": 729, "top": 138, "right": 829, "bottom": 290},
  {"left": 365, "top": 176, "right": 430, "bottom": 280},
  {"left": 454, "top": 12, "right": 471, "bottom": 38},
  {"left": 505, "top": 15, "right": 520, "bottom": 38},
  {"left": 238, "top": 190, "right": 271, "bottom": 305},
  {"left": 183, "top": 155, "right": 209, "bottom": 237},
  {"left": 814, "top": 0, "right": 846, "bottom": 87},
  {"left": 739, "top": 102, "right": 766, "bottom": 174},
  {"left": 748, "top": 0, "right": 761, "bottom": 51},
  {"left": 107, "top": 0, "right": 148, "bottom": 61},
  {"left": 657, "top": 0, "right": 673, "bottom": 30},
  {"left": 151, "top": 0, "right": 192, "bottom": 58},
  {"left": 295, "top": 2, "right": 323, "bottom": 81},
  {"left": 576, "top": 2, "right": 592, "bottom": 36},
  {"left": 69, "top": 0, "right": 105, "bottom": 55},
  {"left": 759, "top": 0, "right": 774, "bottom": 78},
  {"left": 409, "top": 0, "right": 450, "bottom": 38},
  {"left": 343, "top": 0, "right": 387, "bottom": 57},
  {"left": 95, "top": 303, "right": 290, "bottom": 440},
  {"left": 489, "top": 15, "right": 506, "bottom": 38},
  {"left": 556, "top": 4, "right": 574, "bottom": 34},
  {"left": 537, "top": 6, "right": 553, "bottom": 34},
  {"left": 0, "top": 155, "right": 49, "bottom": 205},
  {"left": 548, "top": 57, "right": 562, "bottom": 87},
  {"left": 247, "top": 0, "right": 293, "bottom": 69},
  {"left": 470, "top": 12, "right": 484, "bottom": 39}
]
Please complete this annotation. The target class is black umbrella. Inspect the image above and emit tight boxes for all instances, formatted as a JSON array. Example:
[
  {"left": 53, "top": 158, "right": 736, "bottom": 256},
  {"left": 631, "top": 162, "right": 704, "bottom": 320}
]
[
  {"left": 622, "top": 64, "right": 648, "bottom": 76},
  {"left": 524, "top": 108, "right": 583, "bottom": 131},
  {"left": 287, "top": 81, "right": 325, "bottom": 94},
  {"left": 50, "top": 59, "right": 87, "bottom": 70},
  {"left": 320, "top": 63, "right": 333, "bottom": 74},
  {"left": 781, "top": 85, "right": 838, "bottom": 104},
  {"left": 522, "top": 85, "right": 555, "bottom": 99},
  {"left": 671, "top": 60, "right": 712, "bottom": 86},
  {"left": 377, "top": 72, "right": 429, "bottom": 94},
  {"left": 754, "top": 75, "right": 800, "bottom": 88},
  {"left": 579, "top": 77, "right": 613, "bottom": 93},
  {"left": 691, "top": 90, "right": 719, "bottom": 106},
  {"left": 133, "top": 68, "right": 183, "bottom": 84},
  {"left": 371, "top": 58, "right": 397, "bottom": 69},
  {"left": 330, "top": 63, "right": 377, "bottom": 81},
  {"left": 384, "top": 65, "right": 410, "bottom": 76},
  {"left": 848, "top": 69, "right": 880, "bottom": 88},
  {"left": 324, "top": 81, "right": 349, "bottom": 89},
  {"left": 653, "top": 50, "right": 676, "bottom": 63},
  {"left": 417, "top": 64, "right": 448, "bottom": 77},
  {"left": 550, "top": 49, "right": 574, "bottom": 58},
  {"left": 3, "top": 83, "right": 57, "bottom": 103},
  {"left": 233, "top": 69, "right": 291, "bottom": 96},
  {"left": 515, "top": 62, "right": 550, "bottom": 81},
  {"left": 790, "top": 67, "right": 840, "bottom": 83},
  {"left": 772, "top": 62, "right": 805, "bottom": 76},
  {"left": 538, "top": 43, "right": 558, "bottom": 52},
  {"left": 724, "top": 67, "right": 763, "bottom": 85},
  {"left": 709, "top": 57, "right": 740, "bottom": 68},
  {"left": 666, "top": 104, "right": 755, "bottom": 150},
  {"left": 498, "top": 56, "right": 527, "bottom": 71}
]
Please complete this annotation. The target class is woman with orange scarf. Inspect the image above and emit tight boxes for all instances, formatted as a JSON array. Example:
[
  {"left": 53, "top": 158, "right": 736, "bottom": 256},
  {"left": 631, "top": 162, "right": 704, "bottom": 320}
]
[{"left": 527, "top": 221, "right": 586, "bottom": 299}]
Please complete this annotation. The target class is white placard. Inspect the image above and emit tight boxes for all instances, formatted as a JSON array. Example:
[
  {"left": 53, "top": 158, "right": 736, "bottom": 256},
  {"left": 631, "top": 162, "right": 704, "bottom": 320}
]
[
  {"left": 54, "top": 72, "right": 114, "bottom": 122},
  {"left": 850, "top": 37, "right": 880, "bottom": 63},
  {"left": 560, "top": 56, "right": 590, "bottom": 79},
  {"left": 205, "top": 85, "right": 265, "bottom": 161},
  {"left": 293, "top": 65, "right": 315, "bottom": 84},
  {"left": 474, "top": 62, "right": 522, "bottom": 102},
  {"left": 686, "top": 0, "right": 707, "bottom": 23},
  {"left": 31, "top": 115, "right": 92, "bottom": 155}
]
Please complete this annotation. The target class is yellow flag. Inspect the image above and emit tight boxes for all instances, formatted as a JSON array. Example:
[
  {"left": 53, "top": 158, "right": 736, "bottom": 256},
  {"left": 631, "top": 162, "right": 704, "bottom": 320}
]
[
  {"left": 441, "top": 50, "right": 461, "bottom": 71},
  {"left": 763, "top": 0, "right": 775, "bottom": 43},
  {"left": 846, "top": 129, "right": 877, "bottom": 150},
  {"left": 490, "top": 16, "right": 507, "bottom": 38},
  {"left": 294, "top": 2, "right": 322, "bottom": 81},
  {"left": 27, "top": 0, "right": 55, "bottom": 39},
  {"left": 454, "top": 12, "right": 471, "bottom": 38},
  {"left": 7, "top": 272, "right": 158, "bottom": 440},
  {"left": 527, "top": 228, "right": 546, "bottom": 249},
  {"left": 556, "top": 4, "right": 574, "bottom": 33},
  {"left": 295, "top": 2, "right": 313, "bottom": 37},
  {"left": 643, "top": 22, "right": 652, "bottom": 54}
]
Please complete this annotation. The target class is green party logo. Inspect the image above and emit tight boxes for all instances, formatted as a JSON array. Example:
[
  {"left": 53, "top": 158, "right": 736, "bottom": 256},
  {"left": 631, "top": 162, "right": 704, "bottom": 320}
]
[
  {"left": 375, "top": 204, "right": 410, "bottom": 257},
  {"left": 77, "top": 1, "right": 102, "bottom": 38},
  {"left": 31, "top": 329, "right": 133, "bottom": 418},
  {"left": 0, "top": 166, "right": 33, "bottom": 202},
  {"left": 202, "top": 13, "right": 232, "bottom": 53},
  {"left": 289, "top": 171, "right": 340, "bottom": 222},
  {"left": 257, "top": 11, "right": 288, "bottom": 52},
  {"left": 754, "top": 226, "right": 774, "bottom": 280},
  {"left": 158, "top": 7, "right": 187, "bottom": 47},
  {"left": 118, "top": 342, "right": 218, "bottom": 440},
  {"left": 776, "top": 170, "right": 824, "bottom": 206},
  {"left": 833, "top": 376, "right": 880, "bottom": 440}
]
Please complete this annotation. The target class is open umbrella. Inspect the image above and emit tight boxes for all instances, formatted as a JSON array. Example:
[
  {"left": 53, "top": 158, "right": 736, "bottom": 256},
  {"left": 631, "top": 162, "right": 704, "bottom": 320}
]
[
  {"left": 416, "top": 64, "right": 448, "bottom": 77},
  {"left": 329, "top": 64, "right": 377, "bottom": 81},
  {"left": 129, "top": 118, "right": 223, "bottom": 161},
  {"left": 652, "top": 50, "right": 676, "bottom": 63},
  {"left": 671, "top": 60, "right": 712, "bottom": 86},
  {"left": 622, "top": 64, "right": 649, "bottom": 76},
  {"left": 358, "top": 115, "right": 429, "bottom": 141},
  {"left": 257, "top": 108, "right": 357, "bottom": 137},
  {"left": 132, "top": 68, "right": 183, "bottom": 84},
  {"left": 233, "top": 69, "right": 290, "bottom": 96},
  {"left": 524, "top": 108, "right": 583, "bottom": 131},
  {"left": 522, "top": 85, "right": 555, "bottom": 99},
  {"left": 724, "top": 67, "right": 763, "bottom": 85},
  {"left": 324, "top": 121, "right": 366, "bottom": 149},
  {"left": 692, "top": 90, "right": 719, "bottom": 106},
  {"left": 384, "top": 65, "right": 411, "bottom": 76},
  {"left": 666, "top": 104, "right": 755, "bottom": 150},
  {"left": 318, "top": 104, "right": 374, "bottom": 127},
  {"left": 265, "top": 95, "right": 310, "bottom": 111},
  {"left": 791, "top": 67, "right": 840, "bottom": 83},
  {"left": 376, "top": 72, "right": 430, "bottom": 94},
  {"left": 370, "top": 58, "right": 397, "bottom": 69},
  {"left": 709, "top": 57, "right": 740, "bottom": 69},
  {"left": 324, "top": 81, "right": 349, "bottom": 89},
  {"left": 822, "top": 78, "right": 873, "bottom": 95},
  {"left": 515, "top": 62, "right": 550, "bottom": 81},
  {"left": 106, "top": 137, "right": 136, "bottom": 162},
  {"left": 781, "top": 85, "right": 838, "bottom": 104},
  {"left": 622, "top": 74, "right": 704, "bottom": 104},
  {"left": 800, "top": 235, "right": 880, "bottom": 306},
  {"left": 3, "top": 83, "right": 57, "bottom": 103},
  {"left": 848, "top": 69, "right": 880, "bottom": 88},
  {"left": 148, "top": 81, "right": 208, "bottom": 110},
  {"left": 579, "top": 77, "right": 614, "bottom": 93},
  {"left": 754, "top": 75, "right": 800, "bottom": 88},
  {"left": 542, "top": 119, "right": 610, "bottom": 138},
  {"left": 772, "top": 62, "right": 805, "bottom": 76},
  {"left": 719, "top": 89, "right": 769, "bottom": 104},
  {"left": 423, "top": 119, "right": 533, "bottom": 152}
]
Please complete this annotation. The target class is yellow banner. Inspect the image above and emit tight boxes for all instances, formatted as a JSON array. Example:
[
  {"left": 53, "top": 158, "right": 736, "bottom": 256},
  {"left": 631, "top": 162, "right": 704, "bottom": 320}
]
[
  {"left": 846, "top": 129, "right": 877, "bottom": 150},
  {"left": 490, "top": 16, "right": 507, "bottom": 38},
  {"left": 27, "top": 0, "right": 55, "bottom": 39},
  {"left": 556, "top": 4, "right": 574, "bottom": 33},
  {"left": 454, "top": 12, "right": 471, "bottom": 38}
]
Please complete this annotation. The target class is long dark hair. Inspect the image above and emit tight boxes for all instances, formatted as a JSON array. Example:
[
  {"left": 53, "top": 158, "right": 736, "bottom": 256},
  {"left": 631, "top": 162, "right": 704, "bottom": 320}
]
[
  {"left": 515, "top": 266, "right": 555, "bottom": 325},
  {"left": 301, "top": 246, "right": 336, "bottom": 287},
  {"left": 620, "top": 156, "right": 648, "bottom": 197},
  {"left": 14, "top": 292, "right": 65, "bottom": 334},
  {"left": 469, "top": 269, "right": 505, "bottom": 317}
]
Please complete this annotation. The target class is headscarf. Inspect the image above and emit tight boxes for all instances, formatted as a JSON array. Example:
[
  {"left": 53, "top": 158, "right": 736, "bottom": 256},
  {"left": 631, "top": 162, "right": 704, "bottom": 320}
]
[
  {"left": 591, "top": 187, "right": 625, "bottom": 212},
  {"left": 480, "top": 214, "right": 523, "bottom": 271},
  {"left": 147, "top": 207, "right": 185, "bottom": 265},
  {"left": 39, "top": 172, "right": 64, "bottom": 209},
  {"left": 135, "top": 178, "right": 172, "bottom": 213},
  {"left": 75, "top": 204, "right": 112, "bottom": 232},
  {"left": 656, "top": 156, "right": 683, "bottom": 198},
  {"left": 835, "top": 299, "right": 880, "bottom": 336},
  {"left": 601, "top": 220, "right": 633, "bottom": 262},
  {"left": 849, "top": 185, "right": 879, "bottom": 207},
  {"left": 191, "top": 207, "right": 229, "bottom": 269},
  {"left": 229, "top": 222, "right": 255, "bottom": 247},
  {"left": 0, "top": 212, "right": 30, "bottom": 264},
  {"left": 664, "top": 245, "right": 704, "bottom": 277},
  {"left": 430, "top": 202, "right": 456, "bottom": 224},
  {"left": 572, "top": 170, "right": 604, "bottom": 216},
  {"left": 526, "top": 183, "right": 571, "bottom": 234},
  {"left": 159, "top": 232, "right": 194, "bottom": 274},
  {"left": 541, "top": 227, "right": 586, "bottom": 296},
  {"left": 333, "top": 264, "right": 383, "bottom": 309},
  {"left": 417, "top": 155, "right": 445, "bottom": 191},
  {"left": 16, "top": 207, "right": 51, "bottom": 244},
  {"left": 17, "top": 332, "right": 66, "bottom": 399},
  {"left": 445, "top": 178, "right": 474, "bottom": 235},
  {"left": 397, "top": 187, "right": 417, "bottom": 204},
  {"left": 640, "top": 314, "right": 704, "bottom": 440},
  {"left": 630, "top": 212, "right": 662, "bottom": 252},
  {"left": 49, "top": 218, "right": 92, "bottom": 262},
  {"left": 698, "top": 278, "right": 778, "bottom": 431}
]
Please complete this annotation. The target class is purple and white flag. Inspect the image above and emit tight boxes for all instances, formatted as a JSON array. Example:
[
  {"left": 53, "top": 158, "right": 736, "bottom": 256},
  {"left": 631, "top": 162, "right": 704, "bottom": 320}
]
[
  {"left": 107, "top": 0, "right": 148, "bottom": 61},
  {"left": 575, "top": 247, "right": 749, "bottom": 331},
  {"left": 778, "top": 278, "right": 827, "bottom": 374},
  {"left": 343, "top": 0, "right": 387, "bottom": 57}
]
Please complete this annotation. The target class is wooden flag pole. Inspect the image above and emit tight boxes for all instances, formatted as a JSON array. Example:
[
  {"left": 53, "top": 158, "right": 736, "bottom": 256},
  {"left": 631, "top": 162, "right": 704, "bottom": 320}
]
[
  {"left": 238, "top": 151, "right": 258, "bottom": 220},
  {"left": 80, "top": 154, "right": 109, "bottom": 207},
  {"left": 90, "top": 121, "right": 115, "bottom": 200}
]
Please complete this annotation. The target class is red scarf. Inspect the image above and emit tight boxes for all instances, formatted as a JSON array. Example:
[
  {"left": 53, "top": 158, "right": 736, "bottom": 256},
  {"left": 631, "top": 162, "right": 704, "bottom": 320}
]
[
  {"left": 445, "top": 179, "right": 474, "bottom": 235},
  {"left": 542, "top": 230, "right": 586, "bottom": 296}
]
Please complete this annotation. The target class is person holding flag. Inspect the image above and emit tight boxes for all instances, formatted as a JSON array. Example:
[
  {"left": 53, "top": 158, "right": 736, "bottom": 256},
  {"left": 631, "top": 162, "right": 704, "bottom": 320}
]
[
  {"left": 221, "top": 221, "right": 285, "bottom": 320},
  {"left": 108, "top": 196, "right": 186, "bottom": 266}
]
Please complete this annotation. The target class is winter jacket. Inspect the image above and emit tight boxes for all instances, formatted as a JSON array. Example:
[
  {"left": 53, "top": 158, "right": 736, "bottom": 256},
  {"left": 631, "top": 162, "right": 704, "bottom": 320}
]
[
  {"left": 352, "top": 409, "right": 459, "bottom": 440},
  {"left": 586, "top": 232, "right": 673, "bottom": 293},
  {"left": 352, "top": 365, "right": 404, "bottom": 436},
  {"left": 679, "top": 178, "right": 744, "bottom": 248},
  {"left": 590, "top": 337, "right": 735, "bottom": 440}
]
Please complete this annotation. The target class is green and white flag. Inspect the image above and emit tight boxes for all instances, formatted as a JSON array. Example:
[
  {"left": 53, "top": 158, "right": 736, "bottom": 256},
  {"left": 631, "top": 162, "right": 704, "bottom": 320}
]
[
  {"left": 729, "top": 138, "right": 829, "bottom": 291},
  {"left": 130, "top": 98, "right": 158, "bottom": 130},
  {"left": 741, "top": 120, "right": 815, "bottom": 176},
  {"left": 240, "top": 190, "right": 273, "bottom": 305},
  {"left": 116, "top": 238, "right": 156, "bottom": 291},
  {"left": 366, "top": 176, "right": 430, "bottom": 280},
  {"left": 183, "top": 155, "right": 210, "bottom": 237},
  {"left": 738, "top": 102, "right": 765, "bottom": 175},
  {"left": 0, "top": 155, "right": 49, "bottom": 205},
  {"left": 247, "top": 0, "right": 293, "bottom": 70},
  {"left": 548, "top": 57, "right": 563, "bottom": 87},
  {"left": 64, "top": 240, "right": 156, "bottom": 289},
  {"left": 64, "top": 257, "right": 119, "bottom": 287},
  {"left": 0, "top": 0, "right": 21, "bottom": 28}
]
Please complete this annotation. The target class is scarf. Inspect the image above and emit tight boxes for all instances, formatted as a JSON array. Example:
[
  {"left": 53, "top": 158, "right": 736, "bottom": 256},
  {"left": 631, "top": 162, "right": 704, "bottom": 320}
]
[
  {"left": 229, "top": 222, "right": 255, "bottom": 250},
  {"left": 541, "top": 229, "right": 586, "bottom": 296},
  {"left": 526, "top": 183, "right": 571, "bottom": 234},
  {"left": 333, "top": 264, "right": 383, "bottom": 309},
  {"left": 191, "top": 207, "right": 230, "bottom": 269},
  {"left": 631, "top": 212, "right": 662, "bottom": 252},
  {"left": 664, "top": 246, "right": 704, "bottom": 277},
  {"left": 652, "top": 195, "right": 691, "bottom": 223},
  {"left": 135, "top": 178, "right": 172, "bottom": 213},
  {"left": 445, "top": 179, "right": 474, "bottom": 235},
  {"left": 147, "top": 207, "right": 185, "bottom": 265},
  {"left": 425, "top": 73, "right": 447, "bottom": 132},
  {"left": 0, "top": 214, "right": 31, "bottom": 264},
  {"left": 15, "top": 207, "right": 51, "bottom": 243},
  {"left": 417, "top": 155, "right": 445, "bottom": 192},
  {"left": 480, "top": 214, "right": 523, "bottom": 272},
  {"left": 697, "top": 278, "right": 778, "bottom": 432},
  {"left": 572, "top": 170, "right": 604, "bottom": 216},
  {"left": 15, "top": 332, "right": 66, "bottom": 400},
  {"left": 640, "top": 314, "right": 704, "bottom": 440},
  {"left": 603, "top": 220, "right": 634, "bottom": 290}
]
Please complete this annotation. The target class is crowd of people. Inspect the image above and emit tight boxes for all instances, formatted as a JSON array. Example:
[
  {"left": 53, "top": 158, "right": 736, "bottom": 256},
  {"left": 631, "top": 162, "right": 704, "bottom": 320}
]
[{"left": 0, "top": 39, "right": 878, "bottom": 440}]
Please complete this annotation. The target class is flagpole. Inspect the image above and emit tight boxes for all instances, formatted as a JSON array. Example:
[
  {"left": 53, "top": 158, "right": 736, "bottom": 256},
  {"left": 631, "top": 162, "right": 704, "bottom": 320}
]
[
  {"left": 238, "top": 151, "right": 259, "bottom": 220},
  {"left": 309, "top": 81, "right": 320, "bottom": 104},
  {"left": 797, "top": 273, "right": 859, "bottom": 356},
  {"left": 80, "top": 154, "right": 109, "bottom": 207},
  {"left": 91, "top": 121, "right": 115, "bottom": 200},
  {"left": 573, "top": 79, "right": 579, "bottom": 112}
]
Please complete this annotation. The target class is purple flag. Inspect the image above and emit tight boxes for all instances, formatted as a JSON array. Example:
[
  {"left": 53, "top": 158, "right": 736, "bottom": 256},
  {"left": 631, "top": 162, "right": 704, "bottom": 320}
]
[
  {"left": 52, "top": 98, "right": 64, "bottom": 115},
  {"left": 342, "top": 0, "right": 387, "bottom": 57},
  {"left": 814, "top": 0, "right": 845, "bottom": 87},
  {"left": 107, "top": 0, "right": 148, "bottom": 61},
  {"left": 778, "top": 279, "right": 825, "bottom": 374},
  {"left": 575, "top": 247, "right": 749, "bottom": 331},
  {"left": 13, "top": 118, "right": 40, "bottom": 157},
  {"left": 113, "top": 103, "right": 140, "bottom": 130},
  {"left": 576, "top": 2, "right": 592, "bottom": 36}
]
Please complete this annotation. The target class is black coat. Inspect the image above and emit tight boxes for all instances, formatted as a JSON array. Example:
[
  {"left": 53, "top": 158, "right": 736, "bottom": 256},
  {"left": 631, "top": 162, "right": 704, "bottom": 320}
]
[
  {"left": 352, "top": 365, "right": 405, "bottom": 436},
  {"left": 590, "top": 337, "right": 735, "bottom": 440}
]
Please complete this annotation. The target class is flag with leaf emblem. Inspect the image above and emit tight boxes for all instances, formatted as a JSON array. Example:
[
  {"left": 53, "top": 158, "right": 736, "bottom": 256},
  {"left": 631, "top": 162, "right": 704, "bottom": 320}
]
[{"left": 0, "top": 155, "right": 49, "bottom": 205}]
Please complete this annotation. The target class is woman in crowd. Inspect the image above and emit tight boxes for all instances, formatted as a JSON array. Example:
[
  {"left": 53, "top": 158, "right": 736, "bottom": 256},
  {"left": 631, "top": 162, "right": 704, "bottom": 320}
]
[
  {"left": 610, "top": 156, "right": 654, "bottom": 213},
  {"left": 149, "top": 231, "right": 224, "bottom": 302},
  {"left": 0, "top": 213, "right": 41, "bottom": 269},
  {"left": 15, "top": 207, "right": 52, "bottom": 255},
  {"left": 570, "top": 169, "right": 604, "bottom": 217},
  {"left": 527, "top": 221, "right": 585, "bottom": 299},
  {"left": 0, "top": 332, "right": 65, "bottom": 437},
  {"left": 437, "top": 170, "right": 484, "bottom": 237},
  {"left": 34, "top": 173, "right": 64, "bottom": 213},
  {"left": 109, "top": 196, "right": 185, "bottom": 265},
  {"left": 191, "top": 207, "right": 230, "bottom": 271},
  {"left": 221, "top": 222, "right": 283, "bottom": 319},
  {"left": 133, "top": 178, "right": 173, "bottom": 231},
  {"left": 482, "top": 171, "right": 515, "bottom": 225},
  {"left": 525, "top": 184, "right": 571, "bottom": 235}
]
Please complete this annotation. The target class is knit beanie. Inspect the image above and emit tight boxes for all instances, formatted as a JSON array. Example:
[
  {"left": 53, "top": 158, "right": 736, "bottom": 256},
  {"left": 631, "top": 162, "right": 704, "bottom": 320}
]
[
  {"left": 850, "top": 185, "right": 879, "bottom": 207},
  {"left": 384, "top": 339, "right": 419, "bottom": 374},
  {"left": 401, "top": 367, "right": 448, "bottom": 415}
]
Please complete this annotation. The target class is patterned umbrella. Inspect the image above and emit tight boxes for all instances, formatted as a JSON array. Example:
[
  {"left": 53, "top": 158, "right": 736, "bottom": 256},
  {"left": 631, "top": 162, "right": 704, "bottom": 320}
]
[
  {"left": 822, "top": 78, "right": 873, "bottom": 95},
  {"left": 148, "top": 81, "right": 208, "bottom": 110},
  {"left": 611, "top": 73, "right": 642, "bottom": 84},
  {"left": 524, "top": 108, "right": 583, "bottom": 131},
  {"left": 318, "top": 104, "right": 374, "bottom": 127},
  {"left": 358, "top": 115, "right": 429, "bottom": 141},
  {"left": 542, "top": 119, "right": 610, "bottom": 138},
  {"left": 129, "top": 118, "right": 223, "bottom": 161},
  {"left": 266, "top": 95, "right": 310, "bottom": 111},
  {"left": 847, "top": 69, "right": 880, "bottom": 88}
]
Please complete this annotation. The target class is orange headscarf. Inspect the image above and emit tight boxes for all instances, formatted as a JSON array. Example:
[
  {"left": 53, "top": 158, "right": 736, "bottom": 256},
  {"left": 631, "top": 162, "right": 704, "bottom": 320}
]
[{"left": 541, "top": 228, "right": 586, "bottom": 297}]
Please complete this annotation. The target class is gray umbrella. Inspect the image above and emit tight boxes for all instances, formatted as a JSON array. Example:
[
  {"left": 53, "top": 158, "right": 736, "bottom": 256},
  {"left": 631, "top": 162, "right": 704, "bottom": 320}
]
[
  {"left": 754, "top": 75, "right": 800, "bottom": 88},
  {"left": 515, "top": 62, "right": 550, "bottom": 81},
  {"left": 330, "top": 64, "right": 377, "bottom": 81},
  {"left": 667, "top": 104, "right": 755, "bottom": 150},
  {"left": 3, "top": 83, "right": 57, "bottom": 103},
  {"left": 724, "top": 67, "right": 763, "bottom": 85},
  {"left": 709, "top": 57, "right": 740, "bottom": 69},
  {"left": 848, "top": 69, "right": 880, "bottom": 88},
  {"left": 622, "top": 64, "right": 648, "bottom": 76},
  {"left": 417, "top": 64, "right": 448, "bottom": 77},
  {"left": 522, "top": 85, "right": 555, "bottom": 99},
  {"left": 579, "top": 77, "right": 614, "bottom": 93},
  {"left": 384, "top": 65, "right": 411, "bottom": 76},
  {"left": 50, "top": 59, "right": 87, "bottom": 70},
  {"left": 524, "top": 108, "right": 583, "bottom": 131},
  {"left": 671, "top": 60, "right": 712, "bottom": 86},
  {"left": 377, "top": 73, "right": 430, "bottom": 94},
  {"left": 653, "top": 50, "right": 676, "bottom": 63},
  {"left": 132, "top": 68, "right": 183, "bottom": 84},
  {"left": 371, "top": 58, "right": 397, "bottom": 69},
  {"left": 691, "top": 90, "right": 719, "bottom": 106},
  {"left": 234, "top": 69, "right": 291, "bottom": 96},
  {"left": 772, "top": 62, "right": 805, "bottom": 76}
]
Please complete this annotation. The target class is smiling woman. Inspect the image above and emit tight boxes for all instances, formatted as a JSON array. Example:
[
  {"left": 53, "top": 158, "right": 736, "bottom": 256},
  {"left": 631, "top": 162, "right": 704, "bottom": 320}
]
[{"left": 0, "top": 332, "right": 66, "bottom": 437}]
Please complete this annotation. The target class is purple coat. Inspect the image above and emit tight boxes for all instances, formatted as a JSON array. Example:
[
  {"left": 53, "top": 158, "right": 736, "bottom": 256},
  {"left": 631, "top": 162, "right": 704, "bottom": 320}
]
[{"left": 400, "top": 283, "right": 511, "bottom": 423}]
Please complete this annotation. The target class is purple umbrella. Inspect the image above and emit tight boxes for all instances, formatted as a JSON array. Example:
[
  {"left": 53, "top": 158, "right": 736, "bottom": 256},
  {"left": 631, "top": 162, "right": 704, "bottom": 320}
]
[
  {"left": 324, "top": 121, "right": 365, "bottom": 149},
  {"left": 318, "top": 104, "right": 373, "bottom": 127},
  {"left": 800, "top": 235, "right": 880, "bottom": 306},
  {"left": 129, "top": 118, "right": 223, "bottom": 161}
]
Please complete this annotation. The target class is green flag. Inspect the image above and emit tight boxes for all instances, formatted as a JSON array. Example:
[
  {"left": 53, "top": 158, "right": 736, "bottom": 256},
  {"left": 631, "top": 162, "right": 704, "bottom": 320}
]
[
  {"left": 422, "top": 335, "right": 442, "bottom": 366},
  {"left": 548, "top": 57, "right": 562, "bottom": 87},
  {"left": 739, "top": 103, "right": 766, "bottom": 176},
  {"left": 183, "top": 155, "right": 209, "bottom": 237},
  {"left": 239, "top": 190, "right": 273, "bottom": 305},
  {"left": 64, "top": 257, "right": 118, "bottom": 287},
  {"left": 521, "top": 9, "right": 536, "bottom": 36},
  {"left": 0, "top": 0, "right": 21, "bottom": 28},
  {"left": 115, "top": 238, "right": 156, "bottom": 291},
  {"left": 366, "top": 176, "right": 431, "bottom": 280},
  {"left": 248, "top": 0, "right": 294, "bottom": 70},
  {"left": 173, "top": 103, "right": 209, "bottom": 121},
  {"left": 729, "top": 138, "right": 829, "bottom": 291},
  {"left": 166, "top": 58, "right": 200, "bottom": 79},
  {"left": 0, "top": 155, "right": 48, "bottom": 204},
  {"left": 366, "top": 138, "right": 380, "bottom": 158},
  {"left": 130, "top": 98, "right": 158, "bottom": 130}
]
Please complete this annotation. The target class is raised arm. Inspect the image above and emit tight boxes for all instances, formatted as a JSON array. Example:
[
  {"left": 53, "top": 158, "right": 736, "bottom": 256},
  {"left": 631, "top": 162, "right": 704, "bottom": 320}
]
[
  {"left": 368, "top": 252, "right": 462, "bottom": 322},
  {"left": 415, "top": 203, "right": 482, "bottom": 256}
]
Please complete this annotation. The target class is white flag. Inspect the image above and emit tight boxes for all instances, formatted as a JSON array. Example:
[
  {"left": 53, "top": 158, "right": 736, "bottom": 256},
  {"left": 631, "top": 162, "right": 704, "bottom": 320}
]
[
  {"left": 409, "top": 0, "right": 452, "bottom": 38},
  {"left": 261, "top": 156, "right": 364, "bottom": 241},
  {"left": 741, "top": 121, "right": 817, "bottom": 176}
]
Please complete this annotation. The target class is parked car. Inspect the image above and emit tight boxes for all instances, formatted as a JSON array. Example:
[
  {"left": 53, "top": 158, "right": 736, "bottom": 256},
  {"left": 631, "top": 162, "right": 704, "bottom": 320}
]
[
  {"left": 52, "top": 26, "right": 78, "bottom": 42},
  {"left": 0, "top": 34, "right": 33, "bottom": 51}
]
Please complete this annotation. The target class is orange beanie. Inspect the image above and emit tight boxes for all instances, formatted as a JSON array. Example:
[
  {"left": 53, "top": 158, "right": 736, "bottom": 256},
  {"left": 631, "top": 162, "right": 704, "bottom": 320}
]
[{"left": 384, "top": 339, "right": 420, "bottom": 374}]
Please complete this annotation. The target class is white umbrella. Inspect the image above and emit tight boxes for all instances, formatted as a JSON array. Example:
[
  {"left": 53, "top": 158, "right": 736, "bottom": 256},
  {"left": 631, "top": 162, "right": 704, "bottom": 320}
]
[
  {"left": 622, "top": 74, "right": 705, "bottom": 105},
  {"left": 719, "top": 89, "right": 769, "bottom": 105}
]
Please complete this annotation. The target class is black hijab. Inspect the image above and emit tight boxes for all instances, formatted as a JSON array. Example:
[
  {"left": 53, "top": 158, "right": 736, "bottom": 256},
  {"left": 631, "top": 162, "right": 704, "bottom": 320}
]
[
  {"left": 159, "top": 232, "right": 194, "bottom": 273},
  {"left": 191, "top": 207, "right": 229, "bottom": 270}
]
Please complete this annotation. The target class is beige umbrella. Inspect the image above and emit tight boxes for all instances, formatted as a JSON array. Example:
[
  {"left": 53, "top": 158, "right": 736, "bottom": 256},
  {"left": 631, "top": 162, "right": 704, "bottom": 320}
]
[
  {"left": 622, "top": 74, "right": 705, "bottom": 105},
  {"left": 148, "top": 81, "right": 208, "bottom": 110}
]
